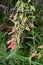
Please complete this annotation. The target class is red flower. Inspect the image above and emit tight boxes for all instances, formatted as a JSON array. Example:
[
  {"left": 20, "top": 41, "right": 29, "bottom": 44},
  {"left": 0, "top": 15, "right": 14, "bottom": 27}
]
[
  {"left": 8, "top": 29, "right": 14, "bottom": 35},
  {"left": 8, "top": 43, "right": 16, "bottom": 51},
  {"left": 7, "top": 35, "right": 16, "bottom": 51},
  {"left": 7, "top": 36, "right": 16, "bottom": 44}
]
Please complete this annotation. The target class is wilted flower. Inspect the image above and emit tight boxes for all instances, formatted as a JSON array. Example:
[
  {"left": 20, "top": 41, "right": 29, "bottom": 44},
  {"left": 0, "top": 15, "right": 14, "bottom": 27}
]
[
  {"left": 17, "top": 36, "right": 20, "bottom": 43},
  {"left": 38, "top": 54, "right": 41, "bottom": 60},
  {"left": 13, "top": 14, "right": 17, "bottom": 20},
  {"left": 9, "top": 14, "right": 13, "bottom": 18},
  {"left": 15, "top": 21, "right": 18, "bottom": 27},
  {"left": 8, "top": 21, "right": 18, "bottom": 35},
  {"left": 21, "top": 17, "right": 27, "bottom": 26},
  {"left": 26, "top": 26, "right": 30, "bottom": 31},
  {"left": 29, "top": 51, "right": 37, "bottom": 61},
  {"left": 20, "top": 14, "right": 23, "bottom": 20},
  {"left": 21, "top": 20, "right": 25, "bottom": 26}
]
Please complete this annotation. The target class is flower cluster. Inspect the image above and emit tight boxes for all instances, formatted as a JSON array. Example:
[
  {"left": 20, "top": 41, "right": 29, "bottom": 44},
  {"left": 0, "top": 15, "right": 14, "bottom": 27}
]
[
  {"left": 29, "top": 45, "right": 43, "bottom": 61},
  {"left": 7, "top": 36, "right": 16, "bottom": 51}
]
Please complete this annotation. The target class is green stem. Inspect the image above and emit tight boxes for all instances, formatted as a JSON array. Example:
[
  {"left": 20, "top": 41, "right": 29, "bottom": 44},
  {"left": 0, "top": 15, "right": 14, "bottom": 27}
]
[{"left": 32, "top": 12, "right": 35, "bottom": 50}]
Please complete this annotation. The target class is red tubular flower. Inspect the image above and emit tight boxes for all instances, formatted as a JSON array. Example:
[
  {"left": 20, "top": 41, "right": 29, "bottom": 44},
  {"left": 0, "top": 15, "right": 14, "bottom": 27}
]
[
  {"left": 7, "top": 36, "right": 16, "bottom": 44},
  {"left": 7, "top": 35, "right": 16, "bottom": 51},
  {"left": 8, "top": 43, "right": 13, "bottom": 48},
  {"left": 8, "top": 29, "right": 14, "bottom": 35},
  {"left": 11, "top": 44, "right": 16, "bottom": 51},
  {"left": 8, "top": 43, "right": 16, "bottom": 51}
]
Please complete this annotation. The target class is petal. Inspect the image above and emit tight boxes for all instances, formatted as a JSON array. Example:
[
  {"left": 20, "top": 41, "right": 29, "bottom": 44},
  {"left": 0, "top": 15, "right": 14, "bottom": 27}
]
[
  {"left": 11, "top": 44, "right": 16, "bottom": 51},
  {"left": 8, "top": 29, "right": 14, "bottom": 35},
  {"left": 38, "top": 45, "right": 43, "bottom": 49},
  {"left": 7, "top": 40, "right": 11, "bottom": 44},
  {"left": 8, "top": 43, "right": 13, "bottom": 48},
  {"left": 29, "top": 51, "right": 37, "bottom": 61},
  {"left": 7, "top": 36, "right": 16, "bottom": 44},
  {"left": 38, "top": 54, "right": 41, "bottom": 60},
  {"left": 26, "top": 26, "right": 30, "bottom": 31},
  {"left": 31, "top": 51, "right": 37, "bottom": 57}
]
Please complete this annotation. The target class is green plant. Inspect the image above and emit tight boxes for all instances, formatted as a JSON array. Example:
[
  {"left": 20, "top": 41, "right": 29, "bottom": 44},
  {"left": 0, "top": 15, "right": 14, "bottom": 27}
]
[{"left": 0, "top": 0, "right": 43, "bottom": 65}]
